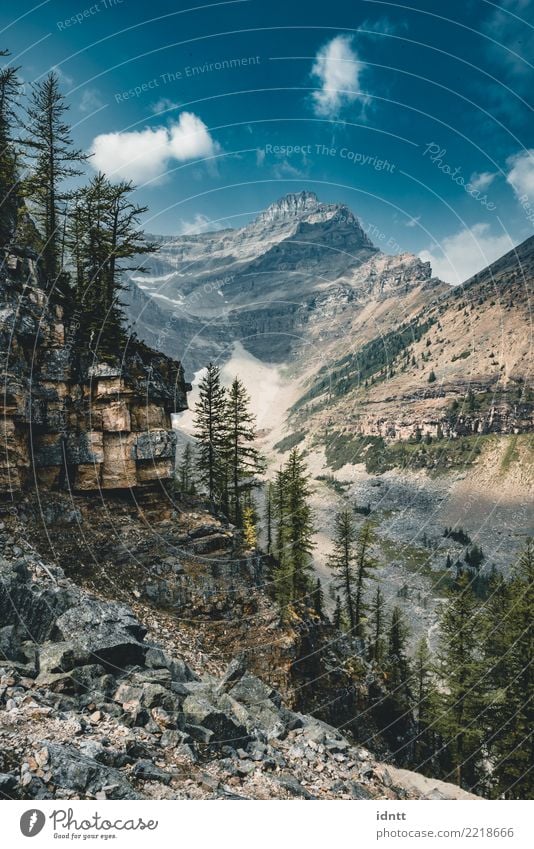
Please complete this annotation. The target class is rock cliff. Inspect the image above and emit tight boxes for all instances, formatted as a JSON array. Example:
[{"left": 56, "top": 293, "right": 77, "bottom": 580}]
[{"left": 0, "top": 246, "right": 189, "bottom": 496}]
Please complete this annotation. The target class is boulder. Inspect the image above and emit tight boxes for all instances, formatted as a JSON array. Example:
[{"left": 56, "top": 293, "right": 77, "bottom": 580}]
[
  {"left": 182, "top": 694, "right": 249, "bottom": 748},
  {"left": 53, "top": 599, "right": 147, "bottom": 671},
  {"left": 45, "top": 742, "right": 138, "bottom": 799},
  {"left": 132, "top": 759, "right": 172, "bottom": 785}
]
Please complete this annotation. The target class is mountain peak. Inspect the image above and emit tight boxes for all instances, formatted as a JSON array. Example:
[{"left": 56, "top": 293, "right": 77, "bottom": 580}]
[{"left": 256, "top": 191, "right": 320, "bottom": 223}]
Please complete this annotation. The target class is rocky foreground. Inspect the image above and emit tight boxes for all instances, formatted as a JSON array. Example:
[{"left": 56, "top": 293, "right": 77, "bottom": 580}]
[{"left": 0, "top": 528, "right": 476, "bottom": 801}]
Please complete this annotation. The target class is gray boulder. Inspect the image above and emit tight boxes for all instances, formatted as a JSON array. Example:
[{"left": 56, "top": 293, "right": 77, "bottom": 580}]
[{"left": 45, "top": 742, "right": 139, "bottom": 799}]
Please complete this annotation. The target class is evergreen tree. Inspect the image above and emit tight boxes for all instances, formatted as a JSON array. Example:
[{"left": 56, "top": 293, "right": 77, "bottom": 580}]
[
  {"left": 369, "top": 584, "right": 386, "bottom": 666},
  {"left": 327, "top": 509, "right": 358, "bottom": 631},
  {"left": 0, "top": 50, "right": 21, "bottom": 245},
  {"left": 436, "top": 572, "right": 485, "bottom": 790},
  {"left": 284, "top": 448, "right": 315, "bottom": 602},
  {"left": 24, "top": 72, "right": 88, "bottom": 289},
  {"left": 242, "top": 505, "right": 257, "bottom": 550},
  {"left": 272, "top": 467, "right": 292, "bottom": 611},
  {"left": 313, "top": 578, "right": 324, "bottom": 617},
  {"left": 413, "top": 637, "right": 438, "bottom": 766},
  {"left": 333, "top": 594, "right": 344, "bottom": 629},
  {"left": 177, "top": 442, "right": 195, "bottom": 496},
  {"left": 68, "top": 173, "right": 156, "bottom": 354},
  {"left": 193, "top": 362, "right": 227, "bottom": 504},
  {"left": 353, "top": 521, "right": 378, "bottom": 639},
  {"left": 264, "top": 481, "right": 273, "bottom": 555},
  {"left": 225, "top": 376, "right": 265, "bottom": 524},
  {"left": 271, "top": 450, "right": 315, "bottom": 613},
  {"left": 488, "top": 541, "right": 534, "bottom": 798},
  {"left": 383, "top": 605, "right": 413, "bottom": 756}
]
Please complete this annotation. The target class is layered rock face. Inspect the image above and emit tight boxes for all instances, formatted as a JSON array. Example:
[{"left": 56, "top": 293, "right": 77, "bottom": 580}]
[{"left": 0, "top": 248, "right": 189, "bottom": 496}]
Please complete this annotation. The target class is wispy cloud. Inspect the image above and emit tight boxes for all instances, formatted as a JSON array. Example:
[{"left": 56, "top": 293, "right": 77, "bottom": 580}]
[
  {"left": 469, "top": 171, "right": 497, "bottom": 191},
  {"left": 176, "top": 213, "right": 225, "bottom": 235},
  {"left": 419, "top": 223, "right": 514, "bottom": 284},
  {"left": 89, "top": 112, "right": 219, "bottom": 184},
  {"left": 506, "top": 148, "right": 534, "bottom": 200},
  {"left": 79, "top": 88, "right": 103, "bottom": 113},
  {"left": 150, "top": 97, "right": 181, "bottom": 115},
  {"left": 310, "top": 34, "right": 368, "bottom": 118}
]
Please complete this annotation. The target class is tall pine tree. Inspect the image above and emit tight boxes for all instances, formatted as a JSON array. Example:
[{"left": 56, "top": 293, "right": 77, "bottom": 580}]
[
  {"left": 437, "top": 572, "right": 485, "bottom": 790},
  {"left": 68, "top": 173, "right": 156, "bottom": 355},
  {"left": 0, "top": 50, "right": 21, "bottom": 245},
  {"left": 193, "top": 362, "right": 227, "bottom": 504},
  {"left": 353, "top": 521, "right": 378, "bottom": 639},
  {"left": 327, "top": 508, "right": 358, "bottom": 631},
  {"left": 225, "top": 376, "right": 265, "bottom": 524},
  {"left": 24, "top": 72, "right": 88, "bottom": 291},
  {"left": 488, "top": 541, "right": 533, "bottom": 798}
]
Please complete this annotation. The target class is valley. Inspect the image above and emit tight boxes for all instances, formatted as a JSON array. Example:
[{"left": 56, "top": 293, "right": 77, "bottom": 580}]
[{"left": 132, "top": 191, "right": 533, "bottom": 642}]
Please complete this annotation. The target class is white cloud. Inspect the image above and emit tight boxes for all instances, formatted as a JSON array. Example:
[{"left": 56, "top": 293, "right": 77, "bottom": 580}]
[
  {"left": 89, "top": 112, "right": 218, "bottom": 184},
  {"left": 150, "top": 97, "right": 181, "bottom": 114},
  {"left": 310, "top": 35, "right": 367, "bottom": 118},
  {"left": 176, "top": 214, "right": 224, "bottom": 235},
  {"left": 469, "top": 171, "right": 497, "bottom": 191},
  {"left": 506, "top": 149, "right": 534, "bottom": 201},
  {"left": 79, "top": 88, "right": 104, "bottom": 113},
  {"left": 419, "top": 223, "right": 514, "bottom": 284},
  {"left": 405, "top": 215, "right": 420, "bottom": 228}
]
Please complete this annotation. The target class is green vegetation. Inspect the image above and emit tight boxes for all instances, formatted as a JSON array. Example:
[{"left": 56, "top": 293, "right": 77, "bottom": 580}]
[
  {"left": 193, "top": 364, "right": 265, "bottom": 525},
  {"left": 451, "top": 349, "right": 471, "bottom": 362},
  {"left": 324, "top": 431, "right": 492, "bottom": 474},
  {"left": 500, "top": 434, "right": 519, "bottom": 473},
  {"left": 315, "top": 473, "right": 349, "bottom": 495},
  {"left": 328, "top": 513, "right": 377, "bottom": 637},
  {"left": 271, "top": 449, "right": 315, "bottom": 615},
  {"left": 292, "top": 317, "right": 435, "bottom": 410},
  {"left": 0, "top": 57, "right": 156, "bottom": 357},
  {"left": 273, "top": 430, "right": 306, "bottom": 452}
]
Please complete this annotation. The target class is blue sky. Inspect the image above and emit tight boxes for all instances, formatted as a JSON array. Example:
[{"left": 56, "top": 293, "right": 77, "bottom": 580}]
[{"left": 2, "top": 0, "right": 534, "bottom": 282}]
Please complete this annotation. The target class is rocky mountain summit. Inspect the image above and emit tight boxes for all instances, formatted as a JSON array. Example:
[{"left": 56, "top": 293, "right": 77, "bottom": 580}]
[{"left": 126, "top": 191, "right": 432, "bottom": 369}]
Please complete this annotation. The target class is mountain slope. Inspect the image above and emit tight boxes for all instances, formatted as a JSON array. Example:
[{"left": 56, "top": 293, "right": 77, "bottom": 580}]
[{"left": 126, "top": 191, "right": 441, "bottom": 370}]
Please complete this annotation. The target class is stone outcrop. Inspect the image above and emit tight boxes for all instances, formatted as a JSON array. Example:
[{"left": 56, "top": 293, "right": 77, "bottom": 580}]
[
  {"left": 0, "top": 547, "right": 477, "bottom": 801},
  {"left": 0, "top": 247, "right": 189, "bottom": 495}
]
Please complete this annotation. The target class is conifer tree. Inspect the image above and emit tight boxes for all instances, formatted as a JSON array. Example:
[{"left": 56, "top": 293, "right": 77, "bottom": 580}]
[
  {"left": 272, "top": 467, "right": 292, "bottom": 611},
  {"left": 327, "top": 508, "right": 358, "bottom": 630},
  {"left": 437, "top": 572, "right": 485, "bottom": 789},
  {"left": 383, "top": 605, "right": 413, "bottom": 756},
  {"left": 369, "top": 584, "right": 386, "bottom": 666},
  {"left": 242, "top": 505, "right": 257, "bottom": 550},
  {"left": 488, "top": 541, "right": 534, "bottom": 798},
  {"left": 333, "top": 594, "right": 344, "bottom": 629},
  {"left": 271, "top": 451, "right": 315, "bottom": 613},
  {"left": 413, "top": 637, "right": 438, "bottom": 765},
  {"left": 177, "top": 442, "right": 195, "bottom": 495},
  {"left": 193, "top": 362, "right": 227, "bottom": 504},
  {"left": 313, "top": 578, "right": 324, "bottom": 617},
  {"left": 24, "top": 72, "right": 88, "bottom": 289},
  {"left": 353, "top": 521, "right": 378, "bottom": 638},
  {"left": 68, "top": 173, "right": 156, "bottom": 354},
  {"left": 225, "top": 377, "right": 265, "bottom": 524},
  {"left": 264, "top": 481, "right": 273, "bottom": 555},
  {"left": 284, "top": 448, "right": 315, "bottom": 601},
  {"left": 0, "top": 50, "right": 21, "bottom": 245}
]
